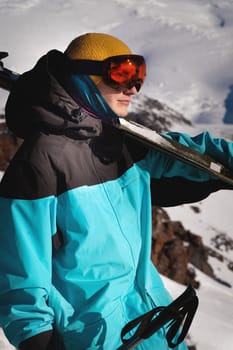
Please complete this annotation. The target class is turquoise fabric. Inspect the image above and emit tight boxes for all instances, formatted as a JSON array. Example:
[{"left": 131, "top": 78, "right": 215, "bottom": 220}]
[
  {"left": 1, "top": 130, "right": 233, "bottom": 349},
  {"left": 68, "top": 74, "right": 119, "bottom": 121}
]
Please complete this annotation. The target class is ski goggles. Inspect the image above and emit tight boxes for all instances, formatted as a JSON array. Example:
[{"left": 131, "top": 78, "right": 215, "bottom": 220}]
[{"left": 69, "top": 54, "right": 146, "bottom": 92}]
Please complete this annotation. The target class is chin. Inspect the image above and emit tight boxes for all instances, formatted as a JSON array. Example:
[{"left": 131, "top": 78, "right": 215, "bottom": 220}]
[{"left": 116, "top": 109, "right": 128, "bottom": 118}]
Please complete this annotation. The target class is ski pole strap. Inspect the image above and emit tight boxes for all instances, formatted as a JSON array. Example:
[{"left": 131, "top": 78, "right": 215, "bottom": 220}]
[{"left": 117, "top": 285, "right": 198, "bottom": 350}]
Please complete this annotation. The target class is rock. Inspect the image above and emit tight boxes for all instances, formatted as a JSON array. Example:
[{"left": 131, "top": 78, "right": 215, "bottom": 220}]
[
  {"left": 0, "top": 121, "right": 21, "bottom": 171},
  {"left": 151, "top": 206, "right": 214, "bottom": 287}
]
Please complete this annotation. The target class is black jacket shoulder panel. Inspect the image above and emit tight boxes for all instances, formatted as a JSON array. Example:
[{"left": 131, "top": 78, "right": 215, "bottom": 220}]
[
  {"left": 0, "top": 133, "right": 63, "bottom": 199},
  {"left": 0, "top": 129, "right": 144, "bottom": 200}
]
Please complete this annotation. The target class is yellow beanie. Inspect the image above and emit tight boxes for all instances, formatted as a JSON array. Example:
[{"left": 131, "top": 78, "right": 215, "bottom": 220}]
[{"left": 64, "top": 33, "right": 132, "bottom": 85}]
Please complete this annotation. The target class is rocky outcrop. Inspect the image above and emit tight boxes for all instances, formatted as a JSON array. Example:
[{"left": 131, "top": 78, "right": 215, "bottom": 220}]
[
  {"left": 151, "top": 206, "right": 215, "bottom": 288},
  {"left": 0, "top": 120, "right": 21, "bottom": 171}
]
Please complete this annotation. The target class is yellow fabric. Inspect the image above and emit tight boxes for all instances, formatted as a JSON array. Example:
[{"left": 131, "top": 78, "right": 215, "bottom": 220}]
[{"left": 64, "top": 33, "right": 132, "bottom": 85}]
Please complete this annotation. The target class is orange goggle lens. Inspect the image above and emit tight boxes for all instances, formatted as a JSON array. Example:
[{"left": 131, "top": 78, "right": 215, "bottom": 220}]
[{"left": 104, "top": 55, "right": 146, "bottom": 91}]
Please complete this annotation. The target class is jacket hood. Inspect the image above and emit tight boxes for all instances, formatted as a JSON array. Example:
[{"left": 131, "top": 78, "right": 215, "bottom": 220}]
[{"left": 5, "top": 50, "right": 103, "bottom": 139}]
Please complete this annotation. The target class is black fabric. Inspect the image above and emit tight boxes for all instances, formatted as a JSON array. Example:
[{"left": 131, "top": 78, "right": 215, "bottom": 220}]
[
  {"left": 5, "top": 50, "right": 85, "bottom": 139},
  {"left": 90, "top": 122, "right": 125, "bottom": 164},
  {"left": 0, "top": 128, "right": 134, "bottom": 199},
  {"left": 150, "top": 176, "right": 232, "bottom": 207},
  {"left": 19, "top": 329, "right": 65, "bottom": 350}
]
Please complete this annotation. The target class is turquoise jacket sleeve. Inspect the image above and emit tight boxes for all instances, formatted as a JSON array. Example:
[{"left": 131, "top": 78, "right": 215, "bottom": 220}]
[
  {"left": 0, "top": 195, "right": 57, "bottom": 346},
  {"left": 145, "top": 131, "right": 233, "bottom": 180}
]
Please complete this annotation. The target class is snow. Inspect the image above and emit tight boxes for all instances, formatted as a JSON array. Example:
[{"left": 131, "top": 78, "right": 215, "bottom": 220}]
[
  {"left": 163, "top": 272, "right": 233, "bottom": 350},
  {"left": 0, "top": 329, "right": 15, "bottom": 350},
  {"left": 0, "top": 0, "right": 233, "bottom": 349}
]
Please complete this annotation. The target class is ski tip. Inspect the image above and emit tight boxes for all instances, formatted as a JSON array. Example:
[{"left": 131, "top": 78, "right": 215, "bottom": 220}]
[{"left": 0, "top": 52, "right": 9, "bottom": 60}]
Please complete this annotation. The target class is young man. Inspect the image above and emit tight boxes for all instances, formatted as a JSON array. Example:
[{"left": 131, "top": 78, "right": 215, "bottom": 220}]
[{"left": 0, "top": 33, "right": 232, "bottom": 350}]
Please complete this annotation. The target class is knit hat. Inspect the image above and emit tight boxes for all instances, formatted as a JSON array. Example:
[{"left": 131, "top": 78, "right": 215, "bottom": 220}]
[{"left": 64, "top": 33, "right": 132, "bottom": 85}]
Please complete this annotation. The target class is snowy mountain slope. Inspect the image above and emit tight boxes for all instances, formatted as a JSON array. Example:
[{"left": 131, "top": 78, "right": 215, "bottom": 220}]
[
  {"left": 166, "top": 189, "right": 233, "bottom": 287},
  {"left": 1, "top": 0, "right": 233, "bottom": 125},
  {"left": 113, "top": 0, "right": 233, "bottom": 124},
  {"left": 129, "top": 93, "right": 192, "bottom": 132},
  {"left": 163, "top": 272, "right": 233, "bottom": 350}
]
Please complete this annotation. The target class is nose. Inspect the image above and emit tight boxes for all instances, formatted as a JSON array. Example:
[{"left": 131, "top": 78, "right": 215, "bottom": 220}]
[{"left": 123, "top": 86, "right": 138, "bottom": 95}]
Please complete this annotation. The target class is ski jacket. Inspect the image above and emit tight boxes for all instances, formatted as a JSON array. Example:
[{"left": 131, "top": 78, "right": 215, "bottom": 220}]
[{"left": 0, "top": 51, "right": 233, "bottom": 350}]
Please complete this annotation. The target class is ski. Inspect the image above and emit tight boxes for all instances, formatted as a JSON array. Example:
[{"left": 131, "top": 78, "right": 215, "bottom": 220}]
[
  {"left": 0, "top": 52, "right": 20, "bottom": 91},
  {"left": 118, "top": 118, "right": 233, "bottom": 186},
  {"left": 1, "top": 52, "right": 233, "bottom": 186}
]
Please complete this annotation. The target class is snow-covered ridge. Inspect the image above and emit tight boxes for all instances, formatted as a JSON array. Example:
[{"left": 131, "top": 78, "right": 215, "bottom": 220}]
[
  {"left": 129, "top": 94, "right": 191, "bottom": 132},
  {"left": 1, "top": 0, "right": 233, "bottom": 124}
]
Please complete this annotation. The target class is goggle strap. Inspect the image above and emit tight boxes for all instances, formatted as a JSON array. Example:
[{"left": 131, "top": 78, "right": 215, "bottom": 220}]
[
  {"left": 68, "top": 55, "right": 145, "bottom": 76},
  {"left": 68, "top": 59, "right": 103, "bottom": 76}
]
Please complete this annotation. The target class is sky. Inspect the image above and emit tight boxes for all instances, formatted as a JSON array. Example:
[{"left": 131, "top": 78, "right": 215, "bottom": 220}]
[{"left": 0, "top": 0, "right": 233, "bottom": 349}]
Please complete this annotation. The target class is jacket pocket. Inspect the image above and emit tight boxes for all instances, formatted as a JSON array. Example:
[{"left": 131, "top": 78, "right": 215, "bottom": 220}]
[{"left": 62, "top": 300, "right": 126, "bottom": 350}]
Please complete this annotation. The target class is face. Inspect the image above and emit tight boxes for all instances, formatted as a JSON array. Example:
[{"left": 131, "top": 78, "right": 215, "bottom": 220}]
[{"left": 97, "top": 80, "right": 138, "bottom": 117}]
